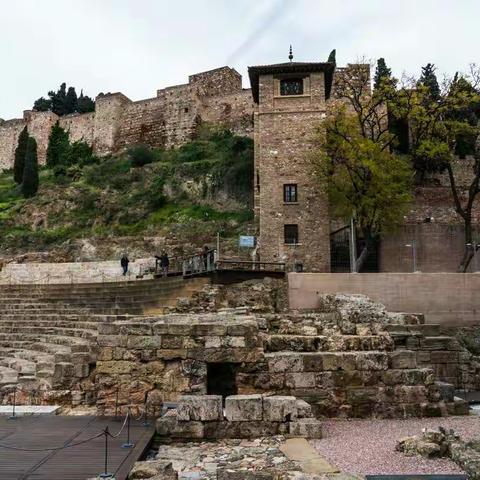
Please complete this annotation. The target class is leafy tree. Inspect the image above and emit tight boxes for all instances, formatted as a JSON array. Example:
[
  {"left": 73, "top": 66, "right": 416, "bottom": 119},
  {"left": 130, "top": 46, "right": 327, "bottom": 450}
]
[
  {"left": 313, "top": 63, "right": 412, "bottom": 271},
  {"left": 13, "top": 126, "right": 29, "bottom": 184},
  {"left": 393, "top": 68, "right": 480, "bottom": 271},
  {"left": 419, "top": 63, "right": 441, "bottom": 100},
  {"left": 33, "top": 85, "right": 95, "bottom": 115},
  {"left": 65, "top": 87, "right": 78, "bottom": 114},
  {"left": 77, "top": 91, "right": 95, "bottom": 113},
  {"left": 21, "top": 137, "right": 39, "bottom": 198},
  {"left": 374, "top": 58, "right": 392, "bottom": 91},
  {"left": 46, "top": 122, "right": 70, "bottom": 167},
  {"left": 33, "top": 97, "right": 51, "bottom": 112}
]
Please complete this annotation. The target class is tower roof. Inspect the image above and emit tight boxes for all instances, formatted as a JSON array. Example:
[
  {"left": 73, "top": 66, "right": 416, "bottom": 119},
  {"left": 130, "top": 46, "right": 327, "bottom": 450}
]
[{"left": 248, "top": 61, "right": 335, "bottom": 103}]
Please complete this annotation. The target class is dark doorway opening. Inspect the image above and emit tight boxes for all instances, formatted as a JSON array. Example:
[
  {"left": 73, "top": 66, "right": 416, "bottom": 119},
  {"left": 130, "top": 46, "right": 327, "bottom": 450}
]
[{"left": 207, "top": 363, "right": 238, "bottom": 399}]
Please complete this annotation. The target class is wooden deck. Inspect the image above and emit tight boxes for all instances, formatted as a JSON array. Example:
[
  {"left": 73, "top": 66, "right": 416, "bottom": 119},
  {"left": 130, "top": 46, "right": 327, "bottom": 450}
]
[{"left": 0, "top": 415, "right": 155, "bottom": 480}]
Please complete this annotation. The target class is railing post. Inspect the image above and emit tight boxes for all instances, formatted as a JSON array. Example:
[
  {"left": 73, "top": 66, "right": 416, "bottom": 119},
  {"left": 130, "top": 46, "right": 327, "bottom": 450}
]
[
  {"left": 9, "top": 385, "right": 17, "bottom": 420},
  {"left": 99, "top": 427, "right": 113, "bottom": 479},
  {"left": 122, "top": 407, "right": 134, "bottom": 448},
  {"left": 114, "top": 387, "right": 119, "bottom": 420}
]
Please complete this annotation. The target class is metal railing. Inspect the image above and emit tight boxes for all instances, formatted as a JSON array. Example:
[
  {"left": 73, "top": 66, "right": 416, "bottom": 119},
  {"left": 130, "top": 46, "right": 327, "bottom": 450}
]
[{"left": 216, "top": 259, "right": 286, "bottom": 272}]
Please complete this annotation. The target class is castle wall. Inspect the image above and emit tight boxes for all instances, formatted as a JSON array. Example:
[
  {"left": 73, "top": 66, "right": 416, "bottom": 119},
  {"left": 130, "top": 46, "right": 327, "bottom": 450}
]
[
  {"left": 188, "top": 66, "right": 242, "bottom": 97},
  {"left": 58, "top": 112, "right": 95, "bottom": 145},
  {"left": 0, "top": 119, "right": 26, "bottom": 170},
  {"left": 26, "top": 110, "right": 59, "bottom": 165},
  {"left": 201, "top": 89, "right": 255, "bottom": 137}
]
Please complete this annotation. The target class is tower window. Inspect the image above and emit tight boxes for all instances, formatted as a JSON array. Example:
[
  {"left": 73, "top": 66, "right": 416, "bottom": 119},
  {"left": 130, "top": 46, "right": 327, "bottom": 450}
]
[
  {"left": 284, "top": 224, "right": 299, "bottom": 244},
  {"left": 284, "top": 184, "right": 297, "bottom": 202},
  {"left": 280, "top": 78, "right": 303, "bottom": 96}
]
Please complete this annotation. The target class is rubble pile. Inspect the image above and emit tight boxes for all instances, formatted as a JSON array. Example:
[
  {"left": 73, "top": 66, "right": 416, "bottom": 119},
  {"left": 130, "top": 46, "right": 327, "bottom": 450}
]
[{"left": 396, "top": 427, "right": 480, "bottom": 479}]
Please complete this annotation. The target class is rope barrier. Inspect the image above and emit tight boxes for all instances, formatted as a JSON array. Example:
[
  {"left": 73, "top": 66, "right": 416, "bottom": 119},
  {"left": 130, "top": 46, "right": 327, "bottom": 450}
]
[{"left": 0, "top": 431, "right": 105, "bottom": 452}]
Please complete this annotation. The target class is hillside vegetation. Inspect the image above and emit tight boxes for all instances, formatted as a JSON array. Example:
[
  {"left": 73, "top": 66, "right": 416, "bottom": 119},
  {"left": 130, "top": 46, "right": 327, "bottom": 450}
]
[{"left": 0, "top": 127, "right": 254, "bottom": 259}]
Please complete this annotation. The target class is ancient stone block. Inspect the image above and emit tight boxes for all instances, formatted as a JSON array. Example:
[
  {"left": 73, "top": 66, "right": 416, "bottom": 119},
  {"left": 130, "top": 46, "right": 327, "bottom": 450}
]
[
  {"left": 301, "top": 353, "right": 324, "bottom": 372},
  {"left": 288, "top": 418, "right": 322, "bottom": 439},
  {"left": 262, "top": 396, "right": 297, "bottom": 421},
  {"left": 266, "top": 353, "right": 303, "bottom": 373},
  {"left": 129, "top": 460, "right": 177, "bottom": 480},
  {"left": 285, "top": 373, "right": 316, "bottom": 389},
  {"left": 389, "top": 350, "right": 417, "bottom": 369},
  {"left": 295, "top": 399, "right": 312, "bottom": 418},
  {"left": 118, "top": 322, "right": 153, "bottom": 335},
  {"left": 430, "top": 351, "right": 459, "bottom": 363},
  {"left": 322, "top": 352, "right": 356, "bottom": 371},
  {"left": 126, "top": 336, "right": 162, "bottom": 350},
  {"left": 356, "top": 352, "right": 388, "bottom": 371},
  {"left": 176, "top": 395, "right": 223, "bottom": 421},
  {"left": 225, "top": 394, "right": 263, "bottom": 421}
]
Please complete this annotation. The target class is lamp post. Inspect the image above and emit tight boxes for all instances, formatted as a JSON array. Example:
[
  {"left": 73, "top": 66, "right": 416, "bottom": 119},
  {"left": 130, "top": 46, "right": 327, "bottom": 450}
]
[{"left": 405, "top": 241, "right": 417, "bottom": 272}]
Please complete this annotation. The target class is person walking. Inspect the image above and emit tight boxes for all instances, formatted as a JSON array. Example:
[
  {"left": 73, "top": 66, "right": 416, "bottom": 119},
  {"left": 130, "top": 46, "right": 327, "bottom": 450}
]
[
  {"left": 160, "top": 251, "right": 170, "bottom": 277},
  {"left": 120, "top": 254, "right": 129, "bottom": 276}
]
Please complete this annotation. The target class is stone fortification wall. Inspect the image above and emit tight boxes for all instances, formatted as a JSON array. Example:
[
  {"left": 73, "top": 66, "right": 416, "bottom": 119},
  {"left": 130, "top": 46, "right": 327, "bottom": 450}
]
[
  {"left": 58, "top": 111, "right": 95, "bottom": 144},
  {"left": 0, "top": 66, "right": 255, "bottom": 171},
  {"left": 0, "top": 118, "right": 26, "bottom": 170}
]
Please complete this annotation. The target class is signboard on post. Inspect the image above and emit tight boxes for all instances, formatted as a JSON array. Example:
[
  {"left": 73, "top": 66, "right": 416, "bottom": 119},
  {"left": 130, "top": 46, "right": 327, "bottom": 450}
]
[{"left": 239, "top": 236, "right": 256, "bottom": 248}]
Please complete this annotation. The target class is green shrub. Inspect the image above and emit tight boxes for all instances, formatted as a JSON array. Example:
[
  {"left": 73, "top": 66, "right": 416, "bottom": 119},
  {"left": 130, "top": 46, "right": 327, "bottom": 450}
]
[{"left": 127, "top": 144, "right": 157, "bottom": 167}]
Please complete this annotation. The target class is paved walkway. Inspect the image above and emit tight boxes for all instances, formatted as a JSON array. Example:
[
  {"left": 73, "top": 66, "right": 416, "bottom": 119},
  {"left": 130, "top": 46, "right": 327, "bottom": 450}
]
[{"left": 0, "top": 415, "right": 154, "bottom": 480}]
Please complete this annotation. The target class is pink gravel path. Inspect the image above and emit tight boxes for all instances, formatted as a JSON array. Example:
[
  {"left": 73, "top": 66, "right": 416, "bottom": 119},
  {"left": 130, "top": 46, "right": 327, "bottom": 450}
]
[{"left": 312, "top": 416, "right": 480, "bottom": 476}]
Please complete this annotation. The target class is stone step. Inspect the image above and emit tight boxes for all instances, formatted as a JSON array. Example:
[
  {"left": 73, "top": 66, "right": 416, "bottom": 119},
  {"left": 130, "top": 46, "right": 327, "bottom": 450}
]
[
  {"left": 0, "top": 326, "right": 97, "bottom": 340},
  {"left": 0, "top": 357, "right": 36, "bottom": 376},
  {"left": 0, "top": 365, "right": 19, "bottom": 385},
  {"left": 265, "top": 335, "right": 391, "bottom": 353},
  {"left": 0, "top": 320, "right": 99, "bottom": 331}
]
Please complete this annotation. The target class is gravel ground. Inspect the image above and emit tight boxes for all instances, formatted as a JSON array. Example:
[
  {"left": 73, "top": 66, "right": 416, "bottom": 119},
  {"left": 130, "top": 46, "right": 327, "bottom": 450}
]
[{"left": 312, "top": 416, "right": 480, "bottom": 476}]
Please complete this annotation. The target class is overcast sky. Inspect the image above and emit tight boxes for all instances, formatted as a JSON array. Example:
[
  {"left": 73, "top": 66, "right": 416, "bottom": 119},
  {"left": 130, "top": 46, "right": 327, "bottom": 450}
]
[{"left": 1, "top": 0, "right": 478, "bottom": 119}]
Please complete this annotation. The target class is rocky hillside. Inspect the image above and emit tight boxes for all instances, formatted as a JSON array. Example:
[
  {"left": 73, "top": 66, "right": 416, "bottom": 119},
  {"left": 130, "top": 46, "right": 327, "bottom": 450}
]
[{"left": 0, "top": 127, "right": 254, "bottom": 262}]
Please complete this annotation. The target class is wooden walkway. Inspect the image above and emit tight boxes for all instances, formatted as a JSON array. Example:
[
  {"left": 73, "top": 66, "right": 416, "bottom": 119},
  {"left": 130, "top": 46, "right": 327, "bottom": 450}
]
[{"left": 0, "top": 415, "right": 155, "bottom": 480}]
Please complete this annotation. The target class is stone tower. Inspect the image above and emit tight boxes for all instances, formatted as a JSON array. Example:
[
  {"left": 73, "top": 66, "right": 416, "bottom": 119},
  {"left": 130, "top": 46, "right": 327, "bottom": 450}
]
[{"left": 248, "top": 54, "right": 334, "bottom": 272}]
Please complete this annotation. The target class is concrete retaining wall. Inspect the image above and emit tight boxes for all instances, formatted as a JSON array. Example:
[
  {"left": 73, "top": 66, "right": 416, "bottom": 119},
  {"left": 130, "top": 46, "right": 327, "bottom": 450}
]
[
  {"left": 0, "top": 258, "right": 156, "bottom": 284},
  {"left": 288, "top": 272, "right": 480, "bottom": 326}
]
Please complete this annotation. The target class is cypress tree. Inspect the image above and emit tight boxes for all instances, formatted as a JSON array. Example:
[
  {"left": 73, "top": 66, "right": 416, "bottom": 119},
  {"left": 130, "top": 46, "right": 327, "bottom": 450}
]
[
  {"left": 77, "top": 90, "right": 95, "bottom": 113},
  {"left": 33, "top": 97, "right": 51, "bottom": 112},
  {"left": 420, "top": 63, "right": 441, "bottom": 100},
  {"left": 50, "top": 83, "right": 67, "bottom": 116},
  {"left": 327, "top": 49, "right": 336, "bottom": 64},
  {"left": 46, "top": 122, "right": 70, "bottom": 167},
  {"left": 13, "top": 126, "right": 29, "bottom": 184},
  {"left": 21, "top": 137, "right": 39, "bottom": 198},
  {"left": 65, "top": 87, "right": 78, "bottom": 114},
  {"left": 374, "top": 58, "right": 392, "bottom": 90}
]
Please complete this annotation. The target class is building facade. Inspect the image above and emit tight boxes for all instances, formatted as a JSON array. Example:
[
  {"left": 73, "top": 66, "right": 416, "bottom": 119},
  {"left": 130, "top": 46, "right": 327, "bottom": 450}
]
[{"left": 248, "top": 61, "right": 336, "bottom": 272}]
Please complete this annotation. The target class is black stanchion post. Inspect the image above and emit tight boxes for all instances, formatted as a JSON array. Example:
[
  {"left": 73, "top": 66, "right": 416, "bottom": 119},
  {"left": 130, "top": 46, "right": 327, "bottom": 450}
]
[
  {"left": 9, "top": 385, "right": 17, "bottom": 420},
  {"left": 142, "top": 391, "right": 150, "bottom": 427},
  {"left": 122, "top": 408, "right": 134, "bottom": 449},
  {"left": 115, "top": 387, "right": 119, "bottom": 420},
  {"left": 99, "top": 427, "right": 113, "bottom": 479}
]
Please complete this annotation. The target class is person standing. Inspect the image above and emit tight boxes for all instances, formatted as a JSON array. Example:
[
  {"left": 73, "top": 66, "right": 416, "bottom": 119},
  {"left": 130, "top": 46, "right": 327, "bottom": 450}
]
[
  {"left": 120, "top": 254, "right": 129, "bottom": 276},
  {"left": 160, "top": 251, "right": 170, "bottom": 277}
]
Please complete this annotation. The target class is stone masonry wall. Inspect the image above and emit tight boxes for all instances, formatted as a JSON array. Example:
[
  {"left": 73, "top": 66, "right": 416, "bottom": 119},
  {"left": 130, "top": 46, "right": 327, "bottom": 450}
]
[
  {"left": 94, "top": 303, "right": 467, "bottom": 418},
  {"left": 254, "top": 71, "right": 330, "bottom": 272},
  {"left": 0, "top": 118, "right": 26, "bottom": 170},
  {"left": 0, "top": 66, "right": 255, "bottom": 171}
]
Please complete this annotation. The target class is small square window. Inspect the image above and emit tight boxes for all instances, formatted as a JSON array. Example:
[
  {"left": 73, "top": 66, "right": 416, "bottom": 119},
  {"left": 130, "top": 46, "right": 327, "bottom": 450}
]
[
  {"left": 284, "top": 184, "right": 297, "bottom": 203},
  {"left": 284, "top": 224, "right": 299, "bottom": 244},
  {"left": 184, "top": 107, "right": 189, "bottom": 113},
  {"left": 280, "top": 78, "right": 303, "bottom": 96}
]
